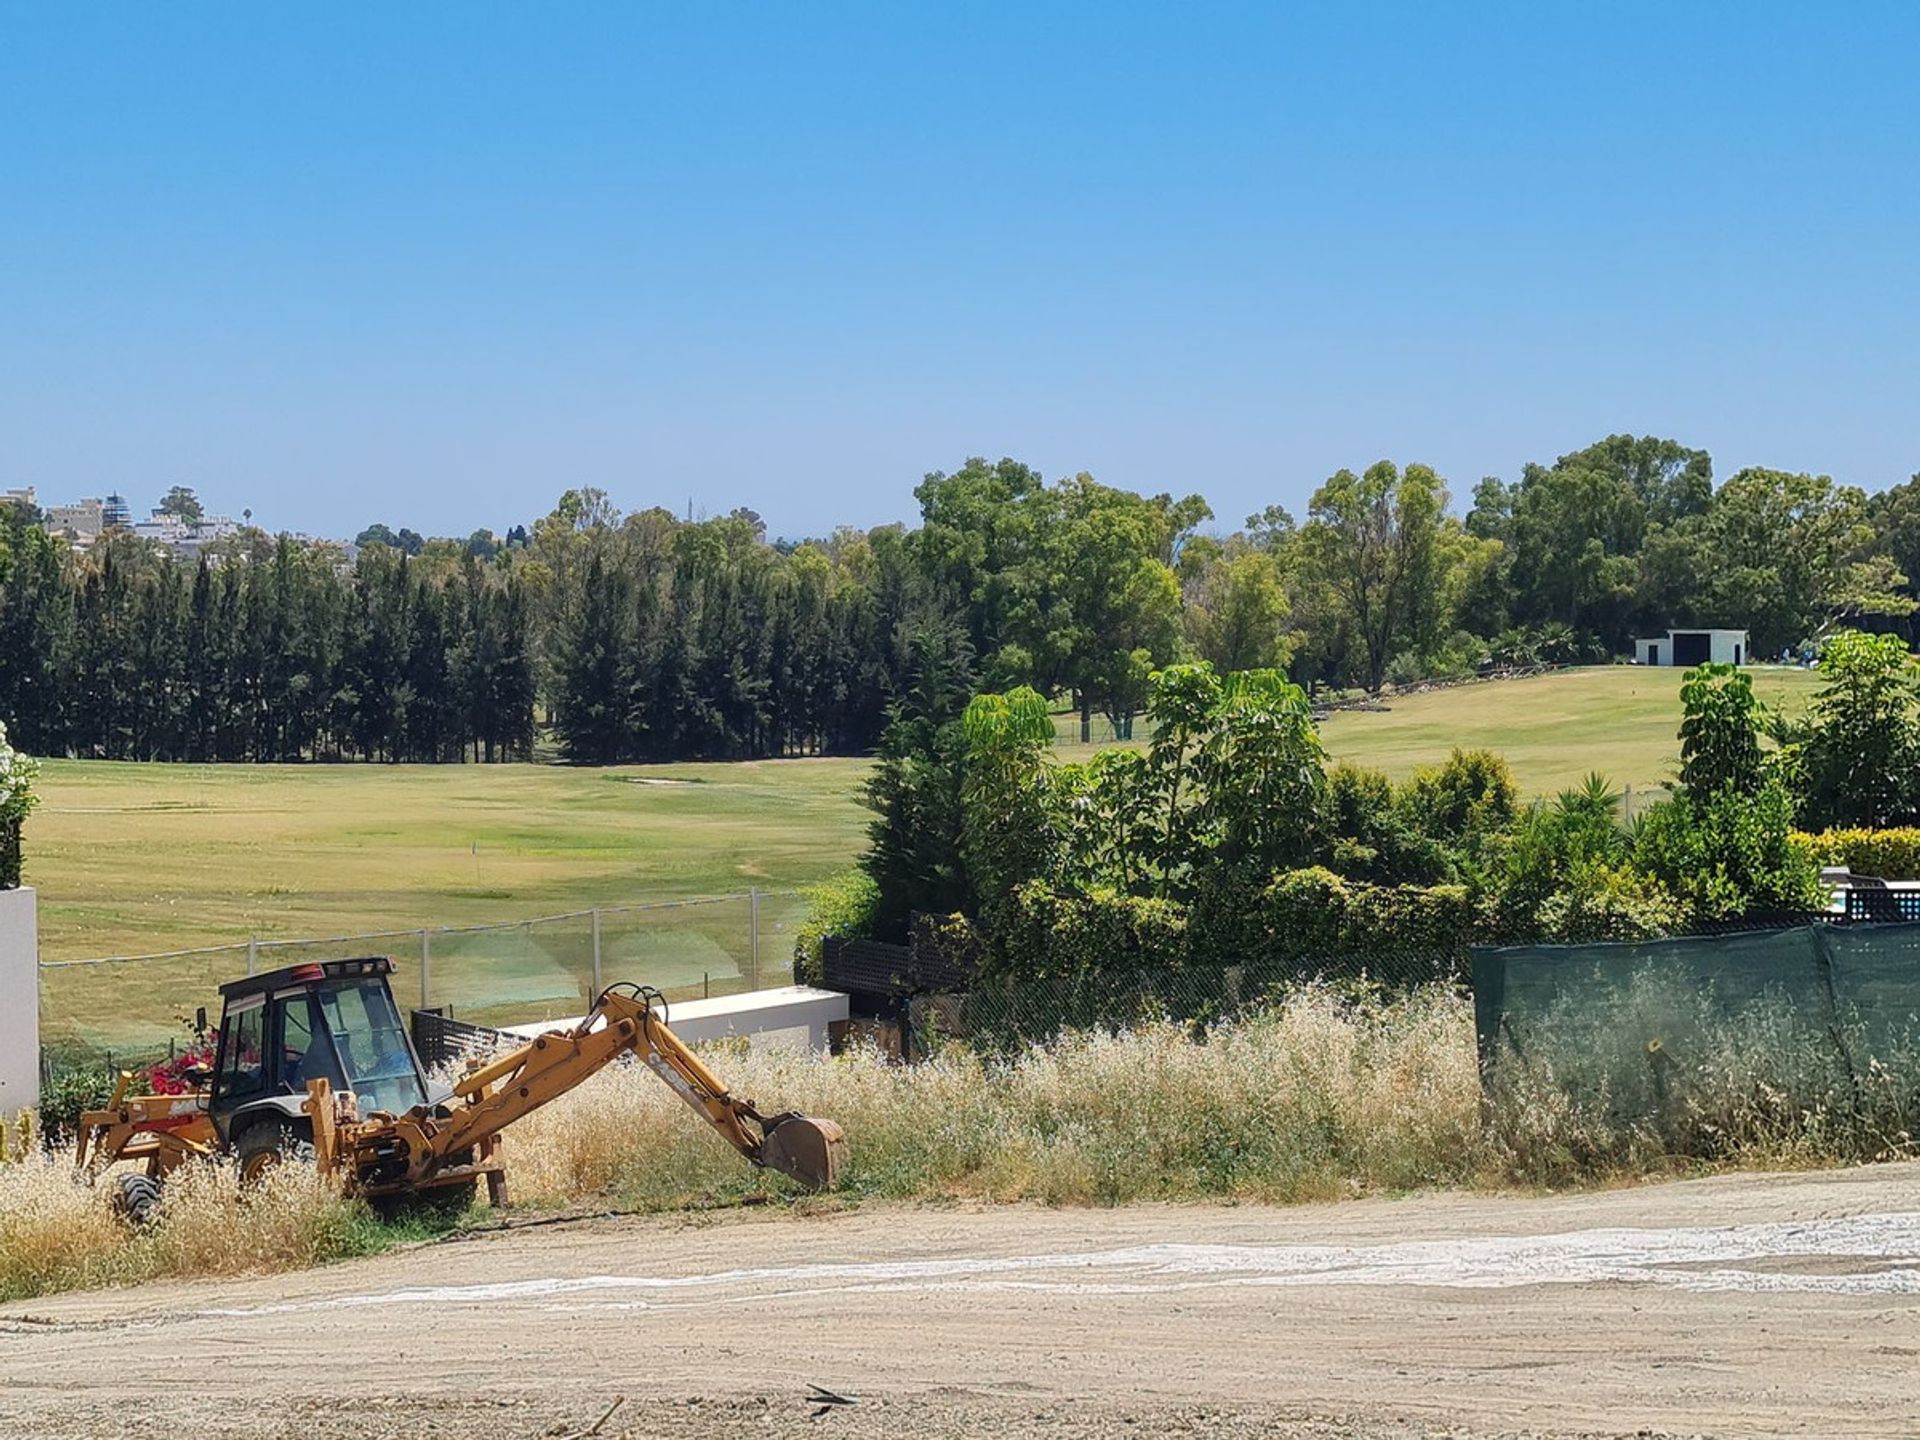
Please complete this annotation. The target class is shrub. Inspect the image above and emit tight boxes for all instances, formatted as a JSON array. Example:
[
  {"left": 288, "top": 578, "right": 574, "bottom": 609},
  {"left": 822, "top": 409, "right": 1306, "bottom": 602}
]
[
  {"left": 791, "top": 868, "right": 880, "bottom": 985},
  {"left": 1530, "top": 862, "right": 1684, "bottom": 942},
  {"left": 1490, "top": 778, "right": 1642, "bottom": 939},
  {"left": 34, "top": 1065, "right": 116, "bottom": 1143},
  {"left": 1632, "top": 784, "right": 1825, "bottom": 923},
  {"left": 1325, "top": 763, "right": 1445, "bottom": 884},
  {"left": 1677, "top": 663, "right": 1766, "bottom": 799},
  {"left": 1396, "top": 748, "right": 1518, "bottom": 857},
  {"left": 1799, "top": 631, "right": 1920, "bottom": 828},
  {"left": 1798, "top": 827, "right": 1920, "bottom": 881},
  {"left": 996, "top": 882, "right": 1191, "bottom": 980},
  {"left": 0, "top": 720, "right": 39, "bottom": 890},
  {"left": 1237, "top": 866, "right": 1478, "bottom": 978}
]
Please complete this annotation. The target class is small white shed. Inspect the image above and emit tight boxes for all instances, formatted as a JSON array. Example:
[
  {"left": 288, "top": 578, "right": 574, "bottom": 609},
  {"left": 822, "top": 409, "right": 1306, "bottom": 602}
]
[{"left": 1632, "top": 628, "right": 1749, "bottom": 667}]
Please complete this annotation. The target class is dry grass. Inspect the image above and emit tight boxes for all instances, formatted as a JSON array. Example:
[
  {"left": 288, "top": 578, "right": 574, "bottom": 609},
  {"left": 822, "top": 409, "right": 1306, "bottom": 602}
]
[
  {"left": 7, "top": 980, "right": 1913, "bottom": 1305},
  {"left": 0, "top": 1155, "right": 382, "bottom": 1304},
  {"left": 506, "top": 985, "right": 1486, "bottom": 1208}
]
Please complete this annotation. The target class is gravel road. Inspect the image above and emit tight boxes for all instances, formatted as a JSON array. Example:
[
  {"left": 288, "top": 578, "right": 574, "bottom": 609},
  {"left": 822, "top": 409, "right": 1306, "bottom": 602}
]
[{"left": 4, "top": 1163, "right": 1918, "bottom": 1439}]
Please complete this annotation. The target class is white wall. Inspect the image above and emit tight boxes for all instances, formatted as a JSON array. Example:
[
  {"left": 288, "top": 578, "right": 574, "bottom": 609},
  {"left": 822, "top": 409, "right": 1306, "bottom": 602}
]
[
  {"left": 0, "top": 887, "right": 38, "bottom": 1115},
  {"left": 1709, "top": 631, "right": 1748, "bottom": 666}
]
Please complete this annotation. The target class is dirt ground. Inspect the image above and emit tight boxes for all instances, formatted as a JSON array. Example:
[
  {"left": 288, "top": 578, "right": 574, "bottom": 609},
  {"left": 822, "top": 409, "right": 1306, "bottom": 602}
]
[{"left": 3, "top": 1164, "right": 1918, "bottom": 1439}]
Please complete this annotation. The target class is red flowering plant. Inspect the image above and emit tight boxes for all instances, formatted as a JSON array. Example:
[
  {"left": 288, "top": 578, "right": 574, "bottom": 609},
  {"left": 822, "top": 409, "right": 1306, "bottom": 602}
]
[{"left": 146, "top": 1042, "right": 217, "bottom": 1096}]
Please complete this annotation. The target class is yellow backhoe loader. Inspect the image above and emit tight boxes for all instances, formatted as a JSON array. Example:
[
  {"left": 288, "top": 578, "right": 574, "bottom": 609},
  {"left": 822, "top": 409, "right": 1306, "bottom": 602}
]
[{"left": 75, "top": 957, "right": 845, "bottom": 1221}]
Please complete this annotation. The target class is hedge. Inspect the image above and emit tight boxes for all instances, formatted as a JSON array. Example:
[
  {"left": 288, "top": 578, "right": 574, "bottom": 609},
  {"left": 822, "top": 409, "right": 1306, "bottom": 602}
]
[
  {"left": 994, "top": 868, "right": 1477, "bottom": 984},
  {"left": 1795, "top": 828, "right": 1920, "bottom": 882}
]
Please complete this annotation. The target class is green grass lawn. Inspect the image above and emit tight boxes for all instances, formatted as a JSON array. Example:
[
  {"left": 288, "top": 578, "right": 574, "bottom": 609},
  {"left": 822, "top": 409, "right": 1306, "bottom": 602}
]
[
  {"left": 1318, "top": 664, "right": 1821, "bottom": 794},
  {"left": 29, "top": 666, "right": 1816, "bottom": 963},
  {"left": 27, "top": 758, "right": 873, "bottom": 963}
]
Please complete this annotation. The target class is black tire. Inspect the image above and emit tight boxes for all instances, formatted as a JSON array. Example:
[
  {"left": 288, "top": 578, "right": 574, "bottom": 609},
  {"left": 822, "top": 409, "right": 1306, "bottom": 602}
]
[
  {"left": 235, "top": 1119, "right": 313, "bottom": 1187},
  {"left": 111, "top": 1172, "right": 163, "bottom": 1226}
]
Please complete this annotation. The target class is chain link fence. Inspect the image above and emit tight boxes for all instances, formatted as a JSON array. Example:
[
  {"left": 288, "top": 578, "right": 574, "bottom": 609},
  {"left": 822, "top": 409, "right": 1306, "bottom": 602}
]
[{"left": 38, "top": 889, "right": 806, "bottom": 1073}]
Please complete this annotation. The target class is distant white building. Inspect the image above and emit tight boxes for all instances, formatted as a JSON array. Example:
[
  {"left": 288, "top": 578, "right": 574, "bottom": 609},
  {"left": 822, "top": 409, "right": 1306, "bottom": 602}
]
[
  {"left": 44, "top": 497, "right": 105, "bottom": 540},
  {"left": 1633, "top": 628, "right": 1750, "bottom": 668},
  {"left": 2, "top": 487, "right": 35, "bottom": 509},
  {"left": 133, "top": 509, "right": 242, "bottom": 559}
]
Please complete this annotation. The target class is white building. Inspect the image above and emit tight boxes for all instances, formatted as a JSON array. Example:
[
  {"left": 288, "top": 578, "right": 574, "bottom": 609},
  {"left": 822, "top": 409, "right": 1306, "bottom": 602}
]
[
  {"left": 133, "top": 510, "right": 243, "bottom": 559},
  {"left": 2, "top": 487, "right": 35, "bottom": 509},
  {"left": 44, "top": 497, "right": 105, "bottom": 540},
  {"left": 1633, "top": 628, "right": 1750, "bottom": 668}
]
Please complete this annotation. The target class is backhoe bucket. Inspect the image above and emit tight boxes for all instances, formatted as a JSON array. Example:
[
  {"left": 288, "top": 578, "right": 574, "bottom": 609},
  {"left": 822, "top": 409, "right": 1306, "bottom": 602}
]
[{"left": 758, "top": 1115, "right": 847, "bottom": 1191}]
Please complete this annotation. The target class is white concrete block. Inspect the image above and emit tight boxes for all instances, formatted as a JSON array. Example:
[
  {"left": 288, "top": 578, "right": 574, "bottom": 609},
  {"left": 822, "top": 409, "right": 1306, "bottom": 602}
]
[
  {"left": 0, "top": 887, "right": 39, "bottom": 1115},
  {"left": 498, "top": 984, "right": 850, "bottom": 1054}
]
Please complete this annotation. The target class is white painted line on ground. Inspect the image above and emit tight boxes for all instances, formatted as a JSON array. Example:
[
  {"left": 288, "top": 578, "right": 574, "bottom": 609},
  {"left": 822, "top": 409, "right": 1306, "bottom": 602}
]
[{"left": 196, "top": 1211, "right": 1920, "bottom": 1318}]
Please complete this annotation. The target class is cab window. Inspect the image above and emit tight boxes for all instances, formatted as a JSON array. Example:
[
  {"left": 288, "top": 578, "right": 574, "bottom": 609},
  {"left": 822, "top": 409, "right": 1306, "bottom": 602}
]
[
  {"left": 219, "top": 1001, "right": 266, "bottom": 1102},
  {"left": 317, "top": 979, "right": 424, "bottom": 1115},
  {"left": 276, "top": 993, "right": 332, "bottom": 1093}
]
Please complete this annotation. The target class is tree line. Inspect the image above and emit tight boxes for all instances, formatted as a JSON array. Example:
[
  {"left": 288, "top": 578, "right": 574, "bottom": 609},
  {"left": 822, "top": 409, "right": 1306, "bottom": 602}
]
[
  {"left": 0, "top": 516, "right": 533, "bottom": 762},
  {"left": 3, "top": 433, "right": 1918, "bottom": 763}
]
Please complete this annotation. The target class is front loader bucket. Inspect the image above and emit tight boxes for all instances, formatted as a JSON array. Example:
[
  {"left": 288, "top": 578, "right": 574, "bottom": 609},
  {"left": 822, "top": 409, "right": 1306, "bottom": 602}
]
[{"left": 758, "top": 1115, "right": 847, "bottom": 1191}]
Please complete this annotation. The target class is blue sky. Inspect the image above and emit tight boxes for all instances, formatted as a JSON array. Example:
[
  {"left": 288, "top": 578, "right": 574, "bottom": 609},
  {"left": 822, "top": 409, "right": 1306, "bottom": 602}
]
[{"left": 2, "top": 4, "right": 1915, "bottom": 540}]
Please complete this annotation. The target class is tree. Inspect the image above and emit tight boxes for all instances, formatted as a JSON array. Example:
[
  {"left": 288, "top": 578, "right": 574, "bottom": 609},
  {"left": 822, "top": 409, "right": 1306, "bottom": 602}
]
[
  {"left": 1299, "top": 460, "right": 1444, "bottom": 692},
  {"left": 1016, "top": 475, "right": 1188, "bottom": 739},
  {"left": 160, "top": 486, "right": 204, "bottom": 523},
  {"left": 860, "top": 621, "right": 978, "bottom": 939},
  {"left": 1701, "top": 468, "right": 1909, "bottom": 654},
  {"left": 551, "top": 550, "right": 631, "bottom": 762},
  {"left": 1676, "top": 663, "right": 1766, "bottom": 799},
  {"left": 1500, "top": 435, "right": 1711, "bottom": 652},
  {"left": 912, "top": 456, "right": 1047, "bottom": 671},
  {"left": 1184, "top": 547, "right": 1290, "bottom": 672},
  {"left": 1798, "top": 629, "right": 1920, "bottom": 829}
]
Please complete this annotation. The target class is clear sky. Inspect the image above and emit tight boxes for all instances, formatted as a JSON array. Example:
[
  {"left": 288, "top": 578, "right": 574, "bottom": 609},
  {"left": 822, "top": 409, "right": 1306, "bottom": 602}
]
[{"left": 2, "top": 3, "right": 1915, "bottom": 541}]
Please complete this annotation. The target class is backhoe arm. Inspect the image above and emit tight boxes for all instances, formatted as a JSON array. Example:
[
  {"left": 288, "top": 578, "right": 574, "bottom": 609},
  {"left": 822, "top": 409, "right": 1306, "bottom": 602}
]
[{"left": 347, "top": 986, "right": 844, "bottom": 1193}]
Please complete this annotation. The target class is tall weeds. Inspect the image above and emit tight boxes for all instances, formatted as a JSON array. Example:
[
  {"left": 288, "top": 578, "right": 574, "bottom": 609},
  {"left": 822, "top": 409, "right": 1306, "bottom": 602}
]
[
  {"left": 505, "top": 984, "right": 1485, "bottom": 1207},
  {"left": 0, "top": 1153, "right": 383, "bottom": 1304},
  {"left": 4, "top": 980, "right": 1913, "bottom": 1306}
]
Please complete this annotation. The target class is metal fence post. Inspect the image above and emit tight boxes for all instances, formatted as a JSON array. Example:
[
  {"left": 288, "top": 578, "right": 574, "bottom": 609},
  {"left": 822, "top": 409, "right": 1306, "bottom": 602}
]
[
  {"left": 749, "top": 888, "right": 760, "bottom": 990},
  {"left": 246, "top": 937, "right": 257, "bottom": 977},
  {"left": 420, "top": 929, "right": 431, "bottom": 1011},
  {"left": 591, "top": 908, "right": 602, "bottom": 996}
]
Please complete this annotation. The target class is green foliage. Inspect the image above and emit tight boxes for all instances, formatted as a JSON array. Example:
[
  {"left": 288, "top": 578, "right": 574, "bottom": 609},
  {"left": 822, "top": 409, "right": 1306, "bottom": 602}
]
[
  {"left": 995, "top": 864, "right": 1478, "bottom": 982},
  {"left": 1798, "top": 629, "right": 1920, "bottom": 828},
  {"left": 1797, "top": 827, "right": 1920, "bottom": 881},
  {"left": 1491, "top": 779, "right": 1640, "bottom": 938},
  {"left": 1188, "top": 668, "right": 1327, "bottom": 880},
  {"left": 0, "top": 720, "right": 39, "bottom": 889},
  {"left": 997, "top": 881, "right": 1191, "bottom": 980},
  {"left": 860, "top": 622, "right": 978, "bottom": 939},
  {"left": 959, "top": 686, "right": 1060, "bottom": 939},
  {"left": 33, "top": 1064, "right": 114, "bottom": 1142},
  {"left": 1325, "top": 763, "right": 1440, "bottom": 883},
  {"left": 1676, "top": 662, "right": 1765, "bottom": 798},
  {"left": 1395, "top": 748, "right": 1518, "bottom": 857},
  {"left": 1299, "top": 460, "right": 1445, "bottom": 692},
  {"left": 1632, "top": 783, "right": 1824, "bottom": 923},
  {"left": 1529, "top": 862, "right": 1683, "bottom": 943},
  {"left": 1701, "top": 468, "right": 1910, "bottom": 654},
  {"left": 1183, "top": 546, "right": 1292, "bottom": 673},
  {"left": 791, "top": 868, "right": 881, "bottom": 985}
]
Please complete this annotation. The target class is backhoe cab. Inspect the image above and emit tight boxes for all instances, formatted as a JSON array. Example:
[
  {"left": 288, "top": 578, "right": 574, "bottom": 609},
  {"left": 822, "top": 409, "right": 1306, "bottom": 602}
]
[{"left": 75, "top": 958, "right": 846, "bottom": 1222}]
